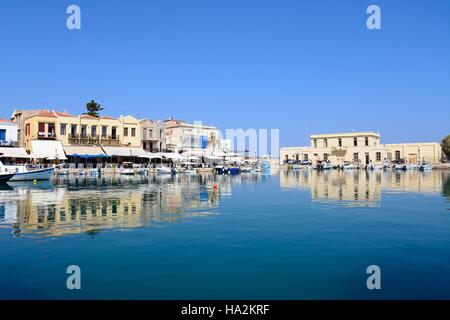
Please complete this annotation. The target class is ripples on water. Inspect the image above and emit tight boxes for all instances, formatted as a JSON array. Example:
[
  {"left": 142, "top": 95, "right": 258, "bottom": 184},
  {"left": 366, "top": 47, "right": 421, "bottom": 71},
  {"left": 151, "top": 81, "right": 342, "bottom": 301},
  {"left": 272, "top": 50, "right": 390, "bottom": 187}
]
[{"left": 0, "top": 170, "right": 449, "bottom": 299}]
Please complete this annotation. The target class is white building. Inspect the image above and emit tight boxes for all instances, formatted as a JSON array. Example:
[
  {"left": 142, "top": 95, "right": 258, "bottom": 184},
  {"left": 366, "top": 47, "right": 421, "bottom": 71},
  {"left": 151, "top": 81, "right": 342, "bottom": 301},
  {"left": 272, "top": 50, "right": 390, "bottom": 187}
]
[
  {"left": 164, "top": 118, "right": 231, "bottom": 153},
  {"left": 0, "top": 119, "right": 18, "bottom": 146}
]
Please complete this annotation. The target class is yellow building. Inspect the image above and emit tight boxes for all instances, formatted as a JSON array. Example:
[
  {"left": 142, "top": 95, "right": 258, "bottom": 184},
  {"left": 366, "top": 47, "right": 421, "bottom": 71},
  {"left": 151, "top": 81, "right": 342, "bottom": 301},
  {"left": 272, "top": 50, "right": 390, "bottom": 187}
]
[
  {"left": 22, "top": 111, "right": 142, "bottom": 154},
  {"left": 281, "top": 131, "right": 442, "bottom": 165}
]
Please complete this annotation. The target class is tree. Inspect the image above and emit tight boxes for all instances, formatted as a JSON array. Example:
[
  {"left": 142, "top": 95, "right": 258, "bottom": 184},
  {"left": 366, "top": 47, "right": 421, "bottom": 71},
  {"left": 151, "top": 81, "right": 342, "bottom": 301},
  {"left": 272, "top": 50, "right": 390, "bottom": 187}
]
[
  {"left": 441, "top": 135, "right": 450, "bottom": 160},
  {"left": 84, "top": 100, "right": 103, "bottom": 117}
]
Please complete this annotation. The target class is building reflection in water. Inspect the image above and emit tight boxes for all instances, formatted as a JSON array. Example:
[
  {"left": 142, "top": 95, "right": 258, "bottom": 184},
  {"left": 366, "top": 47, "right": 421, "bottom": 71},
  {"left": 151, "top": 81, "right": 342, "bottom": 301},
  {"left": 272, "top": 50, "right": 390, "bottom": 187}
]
[
  {"left": 280, "top": 170, "right": 446, "bottom": 207},
  {"left": 0, "top": 173, "right": 269, "bottom": 237}
]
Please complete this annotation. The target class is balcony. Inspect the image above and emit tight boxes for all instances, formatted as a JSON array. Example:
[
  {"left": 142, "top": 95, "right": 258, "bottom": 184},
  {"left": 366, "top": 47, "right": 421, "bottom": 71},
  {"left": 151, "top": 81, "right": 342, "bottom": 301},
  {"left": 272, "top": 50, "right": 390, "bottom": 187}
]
[
  {"left": 0, "top": 140, "right": 20, "bottom": 147},
  {"left": 68, "top": 133, "right": 121, "bottom": 145},
  {"left": 331, "top": 146, "right": 347, "bottom": 156},
  {"left": 37, "top": 132, "right": 57, "bottom": 140}
]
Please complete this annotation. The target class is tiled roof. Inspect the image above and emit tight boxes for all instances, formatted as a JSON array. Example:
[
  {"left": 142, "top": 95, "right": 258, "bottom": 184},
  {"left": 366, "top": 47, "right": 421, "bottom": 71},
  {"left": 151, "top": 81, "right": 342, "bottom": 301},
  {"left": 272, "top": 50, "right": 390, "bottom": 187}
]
[
  {"left": 80, "top": 114, "right": 99, "bottom": 119},
  {"left": 54, "top": 111, "right": 75, "bottom": 117},
  {"left": 37, "top": 111, "right": 57, "bottom": 118},
  {"left": 0, "top": 118, "right": 14, "bottom": 123}
]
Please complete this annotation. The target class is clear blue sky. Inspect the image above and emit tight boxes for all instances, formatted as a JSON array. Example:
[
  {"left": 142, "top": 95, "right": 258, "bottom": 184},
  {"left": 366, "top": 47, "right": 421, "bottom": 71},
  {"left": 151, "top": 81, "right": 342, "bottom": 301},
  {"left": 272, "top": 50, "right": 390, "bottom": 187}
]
[{"left": 0, "top": 0, "right": 449, "bottom": 147}]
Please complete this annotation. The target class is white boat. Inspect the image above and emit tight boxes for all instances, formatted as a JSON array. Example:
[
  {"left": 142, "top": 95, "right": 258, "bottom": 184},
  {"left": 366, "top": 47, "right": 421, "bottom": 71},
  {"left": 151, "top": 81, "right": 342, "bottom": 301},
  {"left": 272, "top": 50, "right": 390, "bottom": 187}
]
[
  {"left": 0, "top": 161, "right": 54, "bottom": 181},
  {"left": 56, "top": 168, "right": 69, "bottom": 175},
  {"left": 367, "top": 164, "right": 383, "bottom": 170},
  {"left": 292, "top": 164, "right": 302, "bottom": 170},
  {"left": 419, "top": 162, "right": 433, "bottom": 171},
  {"left": 90, "top": 168, "right": 100, "bottom": 176},
  {"left": 0, "top": 172, "right": 15, "bottom": 184},
  {"left": 341, "top": 162, "right": 354, "bottom": 170},
  {"left": 120, "top": 162, "right": 135, "bottom": 175},
  {"left": 241, "top": 166, "right": 254, "bottom": 173},
  {"left": 393, "top": 163, "right": 407, "bottom": 171},
  {"left": 157, "top": 166, "right": 172, "bottom": 174}
]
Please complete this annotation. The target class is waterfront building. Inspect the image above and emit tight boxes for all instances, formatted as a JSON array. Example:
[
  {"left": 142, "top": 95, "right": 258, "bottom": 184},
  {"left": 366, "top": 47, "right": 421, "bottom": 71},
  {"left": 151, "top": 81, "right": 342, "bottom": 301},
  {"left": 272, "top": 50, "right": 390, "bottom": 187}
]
[
  {"left": 140, "top": 118, "right": 166, "bottom": 152},
  {"left": 11, "top": 109, "right": 49, "bottom": 147},
  {"left": 15, "top": 110, "right": 142, "bottom": 159},
  {"left": 164, "top": 118, "right": 231, "bottom": 153},
  {"left": 0, "top": 119, "right": 18, "bottom": 146},
  {"left": 280, "top": 131, "right": 442, "bottom": 165}
]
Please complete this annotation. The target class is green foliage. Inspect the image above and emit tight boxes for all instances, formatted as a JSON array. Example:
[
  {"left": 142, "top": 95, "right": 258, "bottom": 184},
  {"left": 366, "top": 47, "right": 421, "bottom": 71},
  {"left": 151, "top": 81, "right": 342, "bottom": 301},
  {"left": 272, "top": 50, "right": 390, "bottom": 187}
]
[
  {"left": 441, "top": 135, "right": 450, "bottom": 159},
  {"left": 84, "top": 100, "right": 103, "bottom": 117}
]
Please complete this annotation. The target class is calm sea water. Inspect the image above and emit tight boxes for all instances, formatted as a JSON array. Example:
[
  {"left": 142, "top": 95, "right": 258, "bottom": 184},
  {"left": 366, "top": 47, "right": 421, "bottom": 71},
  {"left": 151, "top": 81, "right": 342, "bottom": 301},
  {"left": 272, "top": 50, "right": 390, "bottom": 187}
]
[{"left": 0, "top": 170, "right": 449, "bottom": 299}]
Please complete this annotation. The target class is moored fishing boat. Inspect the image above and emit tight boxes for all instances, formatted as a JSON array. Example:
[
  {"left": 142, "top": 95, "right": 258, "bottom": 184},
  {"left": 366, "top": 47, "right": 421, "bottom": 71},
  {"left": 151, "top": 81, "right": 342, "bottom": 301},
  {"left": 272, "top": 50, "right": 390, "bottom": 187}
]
[
  {"left": 120, "top": 162, "right": 135, "bottom": 175},
  {"left": 340, "top": 161, "right": 354, "bottom": 170},
  {"left": 0, "top": 161, "right": 54, "bottom": 181},
  {"left": 0, "top": 172, "right": 15, "bottom": 184},
  {"left": 419, "top": 161, "right": 433, "bottom": 171},
  {"left": 156, "top": 166, "right": 172, "bottom": 174}
]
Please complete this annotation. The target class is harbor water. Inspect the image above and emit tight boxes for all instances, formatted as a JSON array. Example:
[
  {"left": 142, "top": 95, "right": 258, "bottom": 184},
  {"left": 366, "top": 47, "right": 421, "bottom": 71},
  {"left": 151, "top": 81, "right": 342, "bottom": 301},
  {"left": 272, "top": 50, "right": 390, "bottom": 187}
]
[{"left": 1, "top": 170, "right": 450, "bottom": 299}]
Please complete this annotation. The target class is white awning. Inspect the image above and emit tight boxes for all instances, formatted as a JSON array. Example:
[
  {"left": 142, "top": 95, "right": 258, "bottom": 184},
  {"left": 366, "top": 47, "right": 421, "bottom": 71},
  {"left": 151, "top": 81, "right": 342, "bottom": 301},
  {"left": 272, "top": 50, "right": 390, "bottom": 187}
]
[
  {"left": 102, "top": 146, "right": 147, "bottom": 157},
  {"left": 0, "top": 147, "right": 32, "bottom": 158},
  {"left": 30, "top": 140, "right": 67, "bottom": 160},
  {"left": 138, "top": 153, "right": 162, "bottom": 159},
  {"left": 159, "top": 152, "right": 184, "bottom": 160},
  {"left": 64, "top": 146, "right": 107, "bottom": 157}
]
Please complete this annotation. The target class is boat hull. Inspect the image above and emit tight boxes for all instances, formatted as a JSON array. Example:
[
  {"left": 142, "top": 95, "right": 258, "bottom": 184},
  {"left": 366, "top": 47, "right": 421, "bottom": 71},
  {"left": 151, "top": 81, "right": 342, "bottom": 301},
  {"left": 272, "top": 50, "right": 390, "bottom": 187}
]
[
  {"left": 0, "top": 173, "right": 15, "bottom": 184},
  {"left": 10, "top": 167, "right": 54, "bottom": 181}
]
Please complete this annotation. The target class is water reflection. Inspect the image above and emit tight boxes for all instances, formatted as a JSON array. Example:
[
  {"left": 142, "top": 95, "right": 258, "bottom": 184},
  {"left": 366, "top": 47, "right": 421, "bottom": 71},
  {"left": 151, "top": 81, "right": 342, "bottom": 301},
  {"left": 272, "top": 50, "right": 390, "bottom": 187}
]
[
  {"left": 443, "top": 174, "right": 450, "bottom": 201},
  {"left": 280, "top": 170, "right": 447, "bottom": 207},
  {"left": 0, "top": 173, "right": 270, "bottom": 237}
]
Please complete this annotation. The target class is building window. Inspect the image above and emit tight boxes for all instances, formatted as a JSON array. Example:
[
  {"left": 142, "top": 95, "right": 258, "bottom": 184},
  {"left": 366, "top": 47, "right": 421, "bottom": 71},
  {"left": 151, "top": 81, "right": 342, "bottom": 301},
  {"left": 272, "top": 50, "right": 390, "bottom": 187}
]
[
  {"left": 365, "top": 137, "right": 369, "bottom": 146},
  {"left": 324, "top": 139, "right": 328, "bottom": 148},
  {"left": 353, "top": 153, "right": 359, "bottom": 162},
  {"left": 354, "top": 137, "right": 358, "bottom": 147},
  {"left": 338, "top": 138, "right": 342, "bottom": 147},
  {"left": 81, "top": 125, "right": 87, "bottom": 137},
  {"left": 48, "top": 123, "right": 55, "bottom": 135},
  {"left": 149, "top": 129, "right": 153, "bottom": 138},
  {"left": 395, "top": 151, "right": 401, "bottom": 161},
  {"left": 295, "top": 154, "right": 299, "bottom": 161},
  {"left": 102, "top": 126, "right": 108, "bottom": 138},
  {"left": 304, "top": 154, "right": 309, "bottom": 161},
  {"left": 71, "top": 124, "right": 77, "bottom": 136},
  {"left": 60, "top": 124, "right": 67, "bottom": 136},
  {"left": 91, "top": 126, "right": 97, "bottom": 137},
  {"left": 38, "top": 123, "right": 45, "bottom": 136},
  {"left": 112, "top": 127, "right": 117, "bottom": 139},
  {"left": 285, "top": 155, "right": 289, "bottom": 161},
  {"left": 376, "top": 152, "right": 381, "bottom": 161},
  {"left": 131, "top": 128, "right": 136, "bottom": 137},
  {"left": 313, "top": 139, "right": 317, "bottom": 148},
  {"left": 124, "top": 127, "right": 128, "bottom": 137},
  {"left": 25, "top": 123, "right": 30, "bottom": 136},
  {"left": 324, "top": 153, "right": 328, "bottom": 161},
  {"left": 143, "top": 128, "right": 147, "bottom": 140},
  {"left": 160, "top": 130, "right": 163, "bottom": 138}
]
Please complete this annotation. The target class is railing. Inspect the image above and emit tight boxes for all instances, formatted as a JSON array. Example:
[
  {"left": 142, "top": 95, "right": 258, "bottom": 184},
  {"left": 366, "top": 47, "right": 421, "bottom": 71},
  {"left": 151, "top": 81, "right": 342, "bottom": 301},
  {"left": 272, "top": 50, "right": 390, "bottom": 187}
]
[
  {"left": 0, "top": 140, "right": 20, "bottom": 147},
  {"left": 37, "top": 132, "right": 57, "bottom": 139},
  {"left": 68, "top": 134, "right": 120, "bottom": 145}
]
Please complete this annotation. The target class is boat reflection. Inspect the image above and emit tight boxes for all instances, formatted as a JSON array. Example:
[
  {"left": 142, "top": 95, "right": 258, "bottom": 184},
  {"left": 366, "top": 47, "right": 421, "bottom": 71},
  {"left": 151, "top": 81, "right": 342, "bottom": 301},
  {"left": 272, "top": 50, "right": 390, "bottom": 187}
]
[
  {"left": 0, "top": 175, "right": 226, "bottom": 237},
  {"left": 0, "top": 173, "right": 272, "bottom": 237},
  {"left": 280, "top": 169, "right": 446, "bottom": 207}
]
